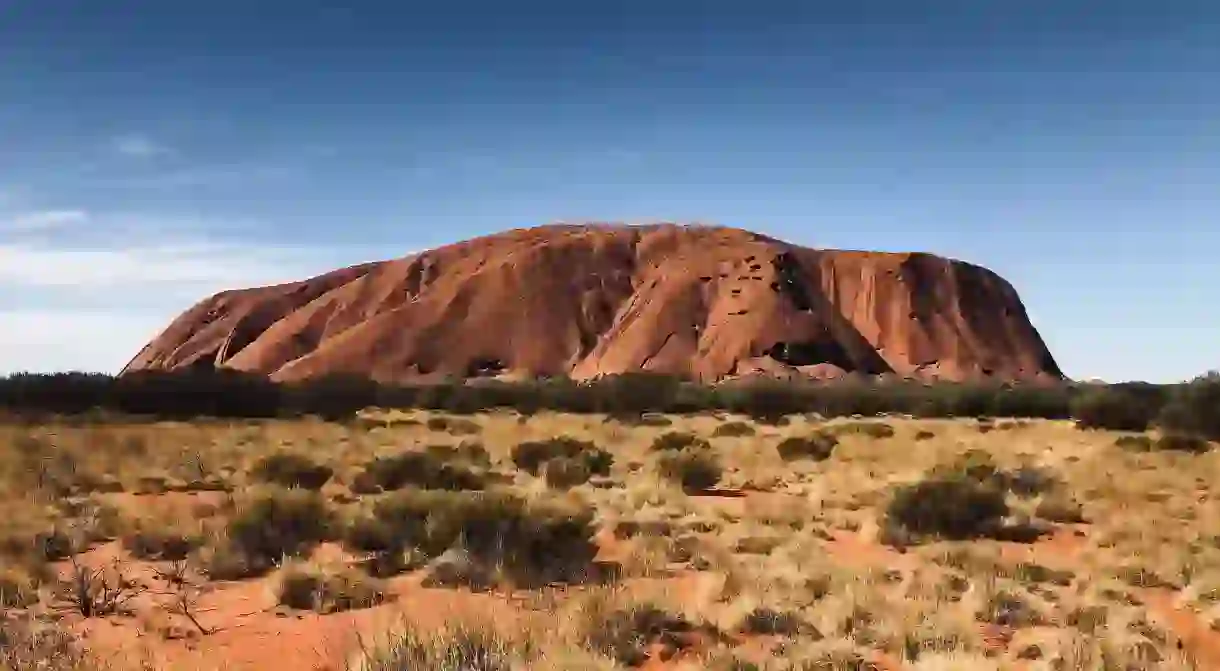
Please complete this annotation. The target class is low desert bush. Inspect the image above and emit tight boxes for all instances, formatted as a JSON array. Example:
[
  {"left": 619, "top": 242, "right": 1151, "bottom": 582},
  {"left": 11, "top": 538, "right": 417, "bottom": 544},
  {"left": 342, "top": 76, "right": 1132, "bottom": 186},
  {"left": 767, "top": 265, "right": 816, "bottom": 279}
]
[
  {"left": 1155, "top": 433, "right": 1212, "bottom": 454},
  {"left": 425, "top": 441, "right": 492, "bottom": 467},
  {"left": 204, "top": 489, "right": 333, "bottom": 579},
  {"left": 657, "top": 449, "right": 723, "bottom": 493},
  {"left": 351, "top": 450, "right": 486, "bottom": 493},
  {"left": 885, "top": 472, "right": 1009, "bottom": 541},
  {"left": 1071, "top": 387, "right": 1157, "bottom": 432},
  {"left": 649, "top": 432, "right": 711, "bottom": 453},
  {"left": 775, "top": 432, "right": 838, "bottom": 462},
  {"left": 543, "top": 457, "right": 593, "bottom": 488},
  {"left": 510, "top": 437, "right": 612, "bottom": 477},
  {"left": 274, "top": 560, "right": 386, "bottom": 613},
  {"left": 1158, "top": 371, "right": 1220, "bottom": 440},
  {"left": 343, "top": 488, "right": 598, "bottom": 586},
  {"left": 248, "top": 451, "right": 334, "bottom": 490},
  {"left": 575, "top": 596, "right": 703, "bottom": 667}
]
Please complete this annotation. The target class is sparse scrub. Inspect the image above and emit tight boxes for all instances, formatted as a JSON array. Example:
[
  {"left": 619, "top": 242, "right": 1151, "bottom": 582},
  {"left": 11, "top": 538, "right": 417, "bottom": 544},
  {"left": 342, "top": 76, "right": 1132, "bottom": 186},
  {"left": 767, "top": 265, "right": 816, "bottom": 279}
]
[
  {"left": 510, "top": 436, "right": 612, "bottom": 477},
  {"left": 657, "top": 449, "right": 723, "bottom": 493},
  {"left": 204, "top": 489, "right": 334, "bottom": 579},
  {"left": 575, "top": 595, "right": 705, "bottom": 667},
  {"left": 542, "top": 457, "right": 592, "bottom": 488},
  {"left": 649, "top": 431, "right": 711, "bottom": 453},
  {"left": 776, "top": 431, "right": 839, "bottom": 462},
  {"left": 885, "top": 471, "right": 1009, "bottom": 541},
  {"left": 351, "top": 450, "right": 487, "bottom": 493},
  {"left": 248, "top": 451, "right": 334, "bottom": 490},
  {"left": 343, "top": 488, "right": 598, "bottom": 586},
  {"left": 274, "top": 560, "right": 386, "bottom": 613},
  {"left": 1155, "top": 433, "right": 1211, "bottom": 454}
]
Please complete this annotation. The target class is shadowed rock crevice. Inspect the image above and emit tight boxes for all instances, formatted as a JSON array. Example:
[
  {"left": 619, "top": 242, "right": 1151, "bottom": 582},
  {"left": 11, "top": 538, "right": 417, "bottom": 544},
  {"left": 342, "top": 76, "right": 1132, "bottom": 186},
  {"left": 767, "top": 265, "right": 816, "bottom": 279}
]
[{"left": 121, "top": 223, "right": 1061, "bottom": 383}]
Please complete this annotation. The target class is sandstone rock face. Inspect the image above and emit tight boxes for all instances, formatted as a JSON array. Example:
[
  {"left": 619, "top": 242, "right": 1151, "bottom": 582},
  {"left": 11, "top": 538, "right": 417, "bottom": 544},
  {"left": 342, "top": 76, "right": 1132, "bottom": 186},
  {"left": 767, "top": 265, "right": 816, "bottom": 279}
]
[{"left": 121, "top": 224, "right": 1062, "bottom": 383}]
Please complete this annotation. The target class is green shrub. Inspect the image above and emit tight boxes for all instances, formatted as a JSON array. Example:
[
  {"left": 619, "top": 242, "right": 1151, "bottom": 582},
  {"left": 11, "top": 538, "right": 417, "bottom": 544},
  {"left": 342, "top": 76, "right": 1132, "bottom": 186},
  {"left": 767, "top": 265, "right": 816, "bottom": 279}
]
[
  {"left": 248, "top": 451, "right": 334, "bottom": 490},
  {"left": 649, "top": 432, "right": 711, "bottom": 453},
  {"left": 424, "top": 441, "right": 492, "bottom": 467},
  {"left": 343, "top": 489, "right": 598, "bottom": 586},
  {"left": 1155, "top": 434, "right": 1211, "bottom": 454},
  {"left": 212, "top": 489, "right": 334, "bottom": 577},
  {"left": 775, "top": 432, "right": 838, "bottom": 462},
  {"left": 580, "top": 602, "right": 699, "bottom": 667},
  {"left": 510, "top": 437, "right": 612, "bottom": 477},
  {"left": 1071, "top": 387, "right": 1156, "bottom": 432},
  {"left": 927, "top": 449, "right": 1005, "bottom": 488},
  {"left": 274, "top": 561, "right": 386, "bottom": 613},
  {"left": 657, "top": 450, "right": 722, "bottom": 493},
  {"left": 885, "top": 474, "right": 1009, "bottom": 540},
  {"left": 542, "top": 457, "right": 592, "bottom": 488},
  {"left": 351, "top": 450, "right": 486, "bottom": 493},
  {"left": 1007, "top": 464, "right": 1063, "bottom": 499},
  {"left": 1158, "top": 372, "right": 1220, "bottom": 440},
  {"left": 1035, "top": 493, "right": 1086, "bottom": 523}
]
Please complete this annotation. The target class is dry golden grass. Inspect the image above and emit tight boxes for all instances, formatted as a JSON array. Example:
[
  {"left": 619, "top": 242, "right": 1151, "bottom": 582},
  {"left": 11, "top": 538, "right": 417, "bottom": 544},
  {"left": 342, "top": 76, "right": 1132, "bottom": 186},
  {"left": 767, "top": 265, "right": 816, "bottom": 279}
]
[{"left": 1, "top": 410, "right": 1218, "bottom": 669}]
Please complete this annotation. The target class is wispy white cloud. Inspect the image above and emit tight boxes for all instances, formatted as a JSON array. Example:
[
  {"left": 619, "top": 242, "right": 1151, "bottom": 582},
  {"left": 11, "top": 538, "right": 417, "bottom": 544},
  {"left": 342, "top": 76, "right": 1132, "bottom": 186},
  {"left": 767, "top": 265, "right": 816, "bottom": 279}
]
[
  {"left": 3, "top": 209, "right": 89, "bottom": 232},
  {"left": 0, "top": 210, "right": 350, "bottom": 374},
  {"left": 112, "top": 134, "right": 170, "bottom": 158}
]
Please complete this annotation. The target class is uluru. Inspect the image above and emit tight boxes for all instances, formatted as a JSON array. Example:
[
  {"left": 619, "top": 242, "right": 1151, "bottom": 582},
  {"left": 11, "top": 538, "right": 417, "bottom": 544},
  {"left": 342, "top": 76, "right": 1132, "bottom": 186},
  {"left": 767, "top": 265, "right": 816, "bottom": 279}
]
[{"left": 121, "top": 223, "right": 1062, "bottom": 384}]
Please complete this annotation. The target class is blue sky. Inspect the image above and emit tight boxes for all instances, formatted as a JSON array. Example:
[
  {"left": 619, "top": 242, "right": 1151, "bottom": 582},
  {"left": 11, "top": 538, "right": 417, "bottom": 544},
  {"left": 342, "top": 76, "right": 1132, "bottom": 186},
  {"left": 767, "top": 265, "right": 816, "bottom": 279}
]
[{"left": 1, "top": 1, "right": 1217, "bottom": 382}]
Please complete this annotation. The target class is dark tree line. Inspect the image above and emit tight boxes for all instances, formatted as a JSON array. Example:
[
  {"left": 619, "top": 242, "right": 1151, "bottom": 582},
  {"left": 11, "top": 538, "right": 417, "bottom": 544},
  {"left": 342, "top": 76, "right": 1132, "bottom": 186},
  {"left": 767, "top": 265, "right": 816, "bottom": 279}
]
[{"left": 0, "top": 369, "right": 1215, "bottom": 439}]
